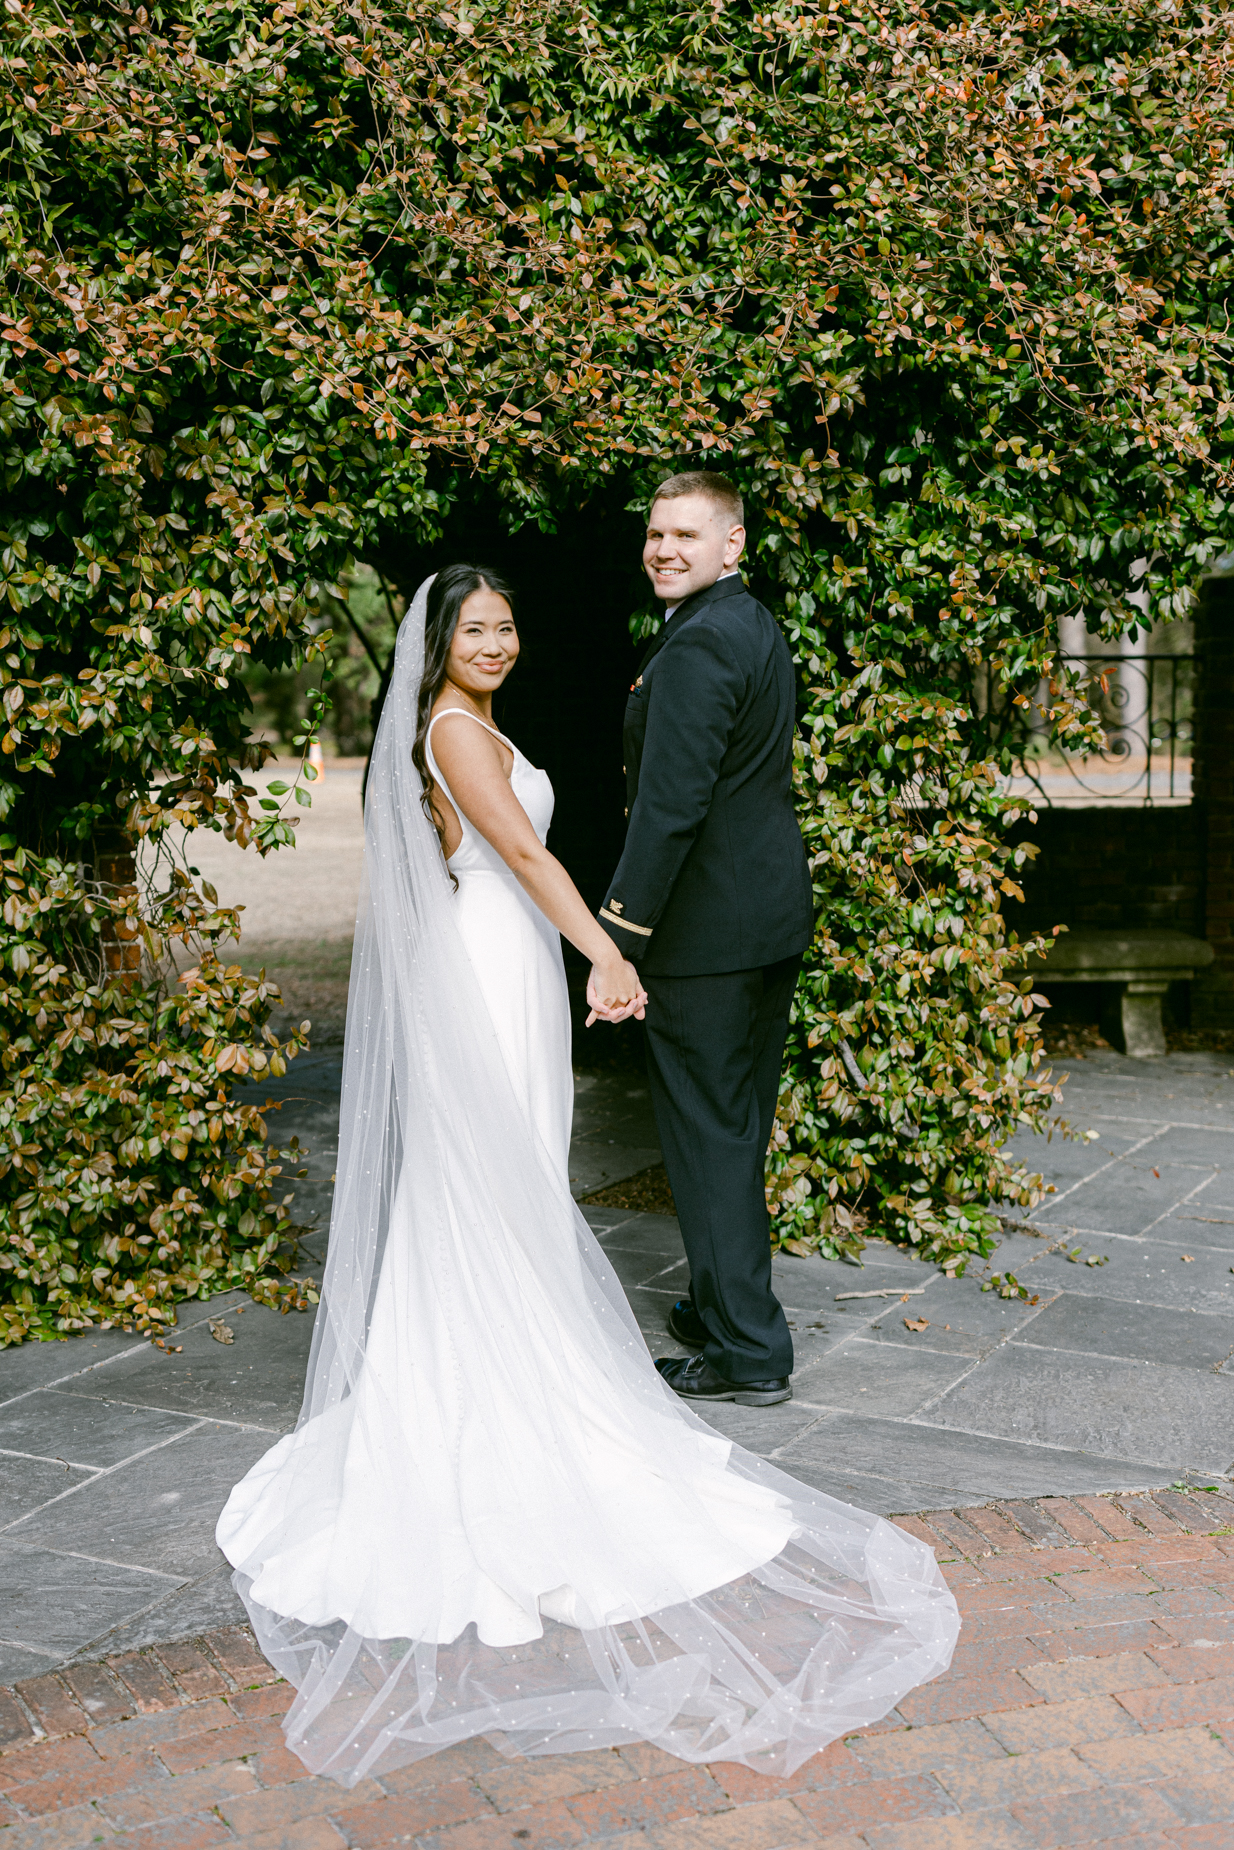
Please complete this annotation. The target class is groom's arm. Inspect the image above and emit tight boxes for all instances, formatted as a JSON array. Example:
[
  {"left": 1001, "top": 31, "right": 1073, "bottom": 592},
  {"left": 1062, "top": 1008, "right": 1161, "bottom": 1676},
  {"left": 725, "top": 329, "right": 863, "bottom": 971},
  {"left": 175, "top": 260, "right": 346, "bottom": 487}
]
[{"left": 597, "top": 621, "right": 743, "bottom": 965}]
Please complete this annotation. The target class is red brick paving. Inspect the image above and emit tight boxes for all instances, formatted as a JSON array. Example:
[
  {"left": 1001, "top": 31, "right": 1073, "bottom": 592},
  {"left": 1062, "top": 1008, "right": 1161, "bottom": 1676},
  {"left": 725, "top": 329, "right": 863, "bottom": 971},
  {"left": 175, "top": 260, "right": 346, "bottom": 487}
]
[{"left": 5, "top": 1492, "right": 1234, "bottom": 1848}]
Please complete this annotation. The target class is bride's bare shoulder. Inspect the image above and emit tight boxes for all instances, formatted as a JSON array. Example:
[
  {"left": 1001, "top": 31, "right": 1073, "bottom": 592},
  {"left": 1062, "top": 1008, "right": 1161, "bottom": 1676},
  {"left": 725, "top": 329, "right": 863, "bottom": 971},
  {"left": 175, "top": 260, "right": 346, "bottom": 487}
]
[{"left": 428, "top": 703, "right": 513, "bottom": 780}]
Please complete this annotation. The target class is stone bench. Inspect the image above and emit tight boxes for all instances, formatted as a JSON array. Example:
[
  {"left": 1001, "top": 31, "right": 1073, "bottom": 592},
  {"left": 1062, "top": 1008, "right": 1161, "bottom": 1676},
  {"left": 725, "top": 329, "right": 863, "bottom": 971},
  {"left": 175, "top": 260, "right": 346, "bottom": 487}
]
[{"left": 1024, "top": 927, "right": 1214, "bottom": 1058}]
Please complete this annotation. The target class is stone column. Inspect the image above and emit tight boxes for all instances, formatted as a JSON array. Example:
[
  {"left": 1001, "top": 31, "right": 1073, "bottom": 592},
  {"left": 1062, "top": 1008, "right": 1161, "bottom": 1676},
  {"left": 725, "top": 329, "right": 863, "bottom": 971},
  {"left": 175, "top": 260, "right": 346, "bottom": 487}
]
[{"left": 1192, "top": 573, "right": 1234, "bottom": 1026}]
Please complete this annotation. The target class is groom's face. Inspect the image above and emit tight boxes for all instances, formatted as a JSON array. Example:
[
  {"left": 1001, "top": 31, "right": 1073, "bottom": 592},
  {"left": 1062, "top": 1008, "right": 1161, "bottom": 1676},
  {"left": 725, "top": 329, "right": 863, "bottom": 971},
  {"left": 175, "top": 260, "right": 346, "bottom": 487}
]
[{"left": 643, "top": 494, "right": 745, "bottom": 604}]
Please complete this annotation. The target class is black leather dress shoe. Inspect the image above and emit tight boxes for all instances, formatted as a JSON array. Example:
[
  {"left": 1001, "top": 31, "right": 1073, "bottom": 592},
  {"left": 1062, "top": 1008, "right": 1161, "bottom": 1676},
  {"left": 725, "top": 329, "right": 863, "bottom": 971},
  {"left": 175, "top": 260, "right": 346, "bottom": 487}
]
[
  {"left": 666, "top": 1299, "right": 707, "bottom": 1349},
  {"left": 656, "top": 1354, "right": 792, "bottom": 1407}
]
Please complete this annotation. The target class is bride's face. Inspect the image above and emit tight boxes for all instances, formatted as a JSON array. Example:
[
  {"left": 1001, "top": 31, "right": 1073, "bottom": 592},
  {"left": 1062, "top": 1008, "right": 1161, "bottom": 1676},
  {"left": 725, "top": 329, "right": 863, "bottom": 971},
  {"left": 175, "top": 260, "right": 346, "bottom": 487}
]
[{"left": 447, "top": 588, "right": 519, "bottom": 695}]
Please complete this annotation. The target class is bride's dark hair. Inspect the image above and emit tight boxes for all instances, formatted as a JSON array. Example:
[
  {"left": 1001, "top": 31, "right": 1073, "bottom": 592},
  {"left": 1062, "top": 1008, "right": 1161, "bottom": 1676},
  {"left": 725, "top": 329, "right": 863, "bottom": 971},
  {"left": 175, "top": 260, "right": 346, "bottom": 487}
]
[{"left": 411, "top": 564, "right": 516, "bottom": 870}]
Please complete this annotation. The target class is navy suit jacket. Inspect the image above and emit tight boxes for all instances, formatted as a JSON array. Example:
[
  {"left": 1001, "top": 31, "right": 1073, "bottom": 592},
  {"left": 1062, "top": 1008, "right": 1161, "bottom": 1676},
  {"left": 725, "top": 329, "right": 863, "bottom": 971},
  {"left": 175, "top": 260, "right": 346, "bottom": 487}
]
[{"left": 597, "top": 574, "right": 812, "bottom": 976}]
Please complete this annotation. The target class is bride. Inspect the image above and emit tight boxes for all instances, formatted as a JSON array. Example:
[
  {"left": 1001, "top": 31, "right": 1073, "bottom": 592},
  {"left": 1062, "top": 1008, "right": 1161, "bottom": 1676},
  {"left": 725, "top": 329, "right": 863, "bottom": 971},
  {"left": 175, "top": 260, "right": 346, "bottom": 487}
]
[{"left": 216, "top": 566, "right": 959, "bottom": 1785}]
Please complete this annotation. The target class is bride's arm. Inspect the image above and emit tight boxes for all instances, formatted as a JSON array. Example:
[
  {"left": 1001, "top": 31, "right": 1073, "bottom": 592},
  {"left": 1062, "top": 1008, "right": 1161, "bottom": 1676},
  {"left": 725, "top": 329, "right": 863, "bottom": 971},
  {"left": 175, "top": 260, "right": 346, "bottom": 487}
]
[{"left": 430, "top": 716, "right": 645, "bottom": 1018}]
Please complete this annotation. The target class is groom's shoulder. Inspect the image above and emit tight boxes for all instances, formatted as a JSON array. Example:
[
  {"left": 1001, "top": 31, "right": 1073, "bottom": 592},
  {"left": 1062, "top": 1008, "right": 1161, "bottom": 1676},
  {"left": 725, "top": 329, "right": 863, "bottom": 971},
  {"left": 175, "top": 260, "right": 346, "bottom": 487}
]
[{"left": 694, "top": 578, "right": 780, "bottom": 653}]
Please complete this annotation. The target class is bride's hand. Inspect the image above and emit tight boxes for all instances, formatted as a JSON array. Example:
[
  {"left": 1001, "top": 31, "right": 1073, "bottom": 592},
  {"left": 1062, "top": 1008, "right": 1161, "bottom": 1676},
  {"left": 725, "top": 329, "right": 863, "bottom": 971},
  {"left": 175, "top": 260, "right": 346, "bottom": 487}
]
[{"left": 585, "top": 957, "right": 647, "bottom": 1026}]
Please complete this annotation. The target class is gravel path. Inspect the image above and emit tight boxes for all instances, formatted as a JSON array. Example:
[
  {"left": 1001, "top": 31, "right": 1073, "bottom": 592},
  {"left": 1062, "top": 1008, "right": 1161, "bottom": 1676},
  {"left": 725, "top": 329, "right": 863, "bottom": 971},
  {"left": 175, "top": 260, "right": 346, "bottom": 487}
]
[{"left": 151, "top": 760, "right": 367, "bottom": 947}]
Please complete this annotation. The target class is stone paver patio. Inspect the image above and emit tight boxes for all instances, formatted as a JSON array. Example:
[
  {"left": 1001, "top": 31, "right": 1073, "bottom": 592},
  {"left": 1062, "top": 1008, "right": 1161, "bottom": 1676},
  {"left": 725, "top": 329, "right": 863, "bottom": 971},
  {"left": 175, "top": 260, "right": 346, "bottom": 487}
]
[{"left": 5, "top": 1050, "right": 1234, "bottom": 1681}]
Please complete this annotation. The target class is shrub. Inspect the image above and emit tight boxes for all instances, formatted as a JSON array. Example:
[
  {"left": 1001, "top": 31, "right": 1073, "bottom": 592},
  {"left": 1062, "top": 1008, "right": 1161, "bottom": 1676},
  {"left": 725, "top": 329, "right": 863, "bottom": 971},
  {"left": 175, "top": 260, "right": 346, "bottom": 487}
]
[
  {"left": 767, "top": 664, "right": 1057, "bottom": 1271},
  {"left": 0, "top": 844, "right": 313, "bottom": 1343}
]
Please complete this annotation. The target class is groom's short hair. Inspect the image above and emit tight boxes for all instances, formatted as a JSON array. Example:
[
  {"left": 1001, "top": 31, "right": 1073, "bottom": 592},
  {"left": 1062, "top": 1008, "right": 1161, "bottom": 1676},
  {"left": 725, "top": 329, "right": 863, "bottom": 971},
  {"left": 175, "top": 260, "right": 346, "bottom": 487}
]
[{"left": 651, "top": 470, "right": 744, "bottom": 528}]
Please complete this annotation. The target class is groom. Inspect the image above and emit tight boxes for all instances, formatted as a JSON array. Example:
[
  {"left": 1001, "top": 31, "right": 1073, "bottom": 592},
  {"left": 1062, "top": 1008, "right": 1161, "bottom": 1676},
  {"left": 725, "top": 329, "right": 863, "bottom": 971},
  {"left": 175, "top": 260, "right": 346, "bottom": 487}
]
[{"left": 594, "top": 471, "right": 812, "bottom": 1407}]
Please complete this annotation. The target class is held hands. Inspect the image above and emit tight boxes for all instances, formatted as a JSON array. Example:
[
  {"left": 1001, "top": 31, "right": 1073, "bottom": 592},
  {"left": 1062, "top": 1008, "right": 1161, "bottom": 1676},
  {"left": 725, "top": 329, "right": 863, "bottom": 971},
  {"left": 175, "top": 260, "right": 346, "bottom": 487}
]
[{"left": 586, "top": 957, "right": 648, "bottom": 1026}]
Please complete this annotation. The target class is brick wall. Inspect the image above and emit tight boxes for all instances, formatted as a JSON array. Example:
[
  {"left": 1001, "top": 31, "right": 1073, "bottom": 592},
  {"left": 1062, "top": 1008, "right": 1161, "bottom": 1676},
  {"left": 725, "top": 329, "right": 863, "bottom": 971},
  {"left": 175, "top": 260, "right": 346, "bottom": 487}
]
[
  {"left": 1014, "top": 807, "right": 1205, "bottom": 938},
  {"left": 1013, "top": 808, "right": 1205, "bottom": 1033},
  {"left": 1192, "top": 574, "right": 1234, "bottom": 1025}
]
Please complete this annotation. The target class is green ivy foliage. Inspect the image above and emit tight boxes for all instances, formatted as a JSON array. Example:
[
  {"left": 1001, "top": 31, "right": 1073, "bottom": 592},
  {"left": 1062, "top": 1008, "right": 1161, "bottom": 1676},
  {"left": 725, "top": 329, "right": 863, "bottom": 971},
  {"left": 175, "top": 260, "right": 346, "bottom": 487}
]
[
  {"left": 0, "top": 0, "right": 1230, "bottom": 1330},
  {"left": 0, "top": 847, "right": 312, "bottom": 1342},
  {"left": 769, "top": 661, "right": 1056, "bottom": 1270}
]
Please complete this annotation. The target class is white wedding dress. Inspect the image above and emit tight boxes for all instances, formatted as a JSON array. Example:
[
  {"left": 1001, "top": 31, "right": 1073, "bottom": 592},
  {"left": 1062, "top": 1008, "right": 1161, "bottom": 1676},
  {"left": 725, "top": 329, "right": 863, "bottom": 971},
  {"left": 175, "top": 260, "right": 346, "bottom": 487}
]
[{"left": 216, "top": 580, "right": 959, "bottom": 1786}]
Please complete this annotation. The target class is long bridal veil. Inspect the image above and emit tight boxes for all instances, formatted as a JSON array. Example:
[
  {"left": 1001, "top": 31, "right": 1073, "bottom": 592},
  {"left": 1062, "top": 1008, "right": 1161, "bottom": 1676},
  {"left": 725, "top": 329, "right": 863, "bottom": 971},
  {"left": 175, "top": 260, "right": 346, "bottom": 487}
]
[{"left": 217, "top": 577, "right": 959, "bottom": 1786}]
